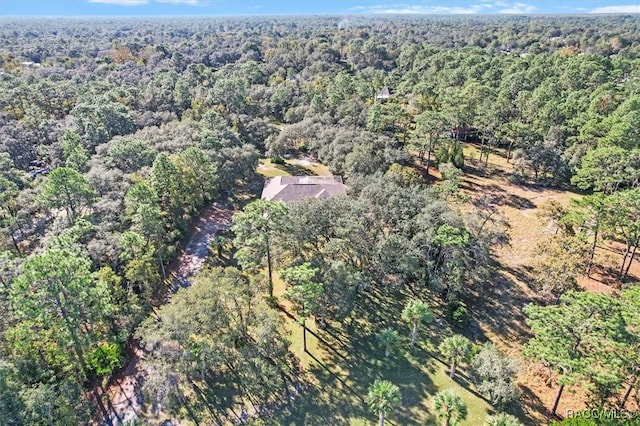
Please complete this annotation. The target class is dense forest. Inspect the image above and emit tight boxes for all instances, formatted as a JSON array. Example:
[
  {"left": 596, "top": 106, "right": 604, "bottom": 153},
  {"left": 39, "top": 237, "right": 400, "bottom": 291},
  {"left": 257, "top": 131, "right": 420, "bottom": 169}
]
[{"left": 0, "top": 15, "right": 639, "bottom": 425}]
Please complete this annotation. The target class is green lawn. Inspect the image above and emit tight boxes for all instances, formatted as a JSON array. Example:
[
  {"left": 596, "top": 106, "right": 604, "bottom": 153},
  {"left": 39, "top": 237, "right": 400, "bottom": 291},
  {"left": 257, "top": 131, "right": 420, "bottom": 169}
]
[
  {"left": 257, "top": 157, "right": 333, "bottom": 179},
  {"left": 257, "top": 158, "right": 291, "bottom": 178},
  {"left": 262, "top": 275, "right": 492, "bottom": 426}
]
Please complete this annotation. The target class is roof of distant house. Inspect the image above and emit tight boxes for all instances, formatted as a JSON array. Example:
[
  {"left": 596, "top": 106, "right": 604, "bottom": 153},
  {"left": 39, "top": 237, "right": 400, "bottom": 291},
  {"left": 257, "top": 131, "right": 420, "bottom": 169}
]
[
  {"left": 261, "top": 175, "right": 347, "bottom": 203},
  {"left": 375, "top": 87, "right": 391, "bottom": 99}
]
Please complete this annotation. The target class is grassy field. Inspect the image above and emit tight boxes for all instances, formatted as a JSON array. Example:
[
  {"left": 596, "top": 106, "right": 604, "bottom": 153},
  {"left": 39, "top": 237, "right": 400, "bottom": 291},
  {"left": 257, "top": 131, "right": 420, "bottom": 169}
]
[
  {"left": 266, "top": 273, "right": 492, "bottom": 426},
  {"left": 257, "top": 157, "right": 332, "bottom": 178},
  {"left": 451, "top": 145, "right": 579, "bottom": 424}
]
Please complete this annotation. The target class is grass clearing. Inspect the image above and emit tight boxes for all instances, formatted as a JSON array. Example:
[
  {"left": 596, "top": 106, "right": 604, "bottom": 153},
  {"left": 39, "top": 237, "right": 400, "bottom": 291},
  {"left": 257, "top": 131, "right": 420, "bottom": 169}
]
[
  {"left": 257, "top": 158, "right": 291, "bottom": 178},
  {"left": 267, "top": 271, "right": 491, "bottom": 425},
  {"left": 455, "top": 144, "right": 583, "bottom": 423},
  {"left": 257, "top": 156, "right": 333, "bottom": 179},
  {"left": 286, "top": 157, "right": 332, "bottom": 177}
]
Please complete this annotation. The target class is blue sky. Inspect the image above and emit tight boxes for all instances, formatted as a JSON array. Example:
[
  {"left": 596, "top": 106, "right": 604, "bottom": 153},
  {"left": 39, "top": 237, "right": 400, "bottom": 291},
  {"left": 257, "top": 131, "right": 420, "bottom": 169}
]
[{"left": 1, "top": 0, "right": 639, "bottom": 16}]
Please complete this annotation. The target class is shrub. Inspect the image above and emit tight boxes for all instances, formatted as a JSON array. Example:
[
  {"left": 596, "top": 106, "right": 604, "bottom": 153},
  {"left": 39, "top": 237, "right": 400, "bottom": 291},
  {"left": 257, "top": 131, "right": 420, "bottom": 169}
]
[
  {"left": 89, "top": 342, "right": 123, "bottom": 376},
  {"left": 446, "top": 300, "right": 469, "bottom": 329}
]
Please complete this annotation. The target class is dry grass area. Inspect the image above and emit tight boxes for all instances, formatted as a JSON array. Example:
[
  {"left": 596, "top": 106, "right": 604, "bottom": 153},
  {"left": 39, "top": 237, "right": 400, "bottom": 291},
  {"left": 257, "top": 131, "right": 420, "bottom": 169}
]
[{"left": 453, "top": 144, "right": 639, "bottom": 424}]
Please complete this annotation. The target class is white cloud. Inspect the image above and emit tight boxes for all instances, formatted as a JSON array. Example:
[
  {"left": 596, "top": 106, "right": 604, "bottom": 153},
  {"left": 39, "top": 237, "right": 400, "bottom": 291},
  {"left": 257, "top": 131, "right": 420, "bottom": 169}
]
[
  {"left": 352, "top": 3, "right": 484, "bottom": 14},
  {"left": 89, "top": 0, "right": 149, "bottom": 5},
  {"left": 479, "top": 0, "right": 509, "bottom": 6},
  {"left": 156, "top": 0, "right": 204, "bottom": 4},
  {"left": 498, "top": 2, "right": 536, "bottom": 14},
  {"left": 89, "top": 0, "right": 205, "bottom": 5},
  {"left": 589, "top": 5, "right": 640, "bottom": 13},
  {"left": 350, "top": 2, "right": 541, "bottom": 15}
]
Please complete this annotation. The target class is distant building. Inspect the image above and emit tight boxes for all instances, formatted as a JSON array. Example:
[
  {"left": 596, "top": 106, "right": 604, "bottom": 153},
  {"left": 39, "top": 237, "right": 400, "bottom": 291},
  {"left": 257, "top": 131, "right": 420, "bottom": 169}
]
[
  {"left": 261, "top": 176, "right": 347, "bottom": 203},
  {"left": 375, "top": 87, "right": 391, "bottom": 102},
  {"left": 451, "top": 126, "right": 480, "bottom": 142}
]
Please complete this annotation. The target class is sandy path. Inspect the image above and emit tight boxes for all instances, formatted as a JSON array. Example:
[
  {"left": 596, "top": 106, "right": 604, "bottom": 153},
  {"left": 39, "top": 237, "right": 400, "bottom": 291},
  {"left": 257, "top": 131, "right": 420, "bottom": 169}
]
[
  {"left": 170, "top": 202, "right": 233, "bottom": 290},
  {"left": 101, "top": 202, "right": 234, "bottom": 425}
]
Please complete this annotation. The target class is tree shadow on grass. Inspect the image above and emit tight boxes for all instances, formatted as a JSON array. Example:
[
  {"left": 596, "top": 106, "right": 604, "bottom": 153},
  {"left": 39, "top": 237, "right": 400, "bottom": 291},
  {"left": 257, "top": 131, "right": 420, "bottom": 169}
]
[
  {"left": 411, "top": 344, "right": 490, "bottom": 404},
  {"left": 334, "top": 342, "right": 436, "bottom": 426},
  {"left": 276, "top": 301, "right": 439, "bottom": 425},
  {"left": 460, "top": 180, "right": 536, "bottom": 210},
  {"left": 309, "top": 293, "right": 448, "bottom": 425},
  {"left": 452, "top": 372, "right": 491, "bottom": 403},
  {"left": 280, "top": 162, "right": 317, "bottom": 177},
  {"left": 271, "top": 282, "right": 503, "bottom": 425},
  {"left": 355, "top": 286, "right": 413, "bottom": 331},
  {"left": 263, "top": 360, "right": 370, "bottom": 425},
  {"left": 276, "top": 304, "right": 349, "bottom": 363},
  {"left": 463, "top": 264, "right": 535, "bottom": 346},
  {"left": 517, "top": 384, "right": 553, "bottom": 426},
  {"left": 306, "top": 350, "right": 365, "bottom": 403},
  {"left": 320, "top": 323, "right": 355, "bottom": 351}
]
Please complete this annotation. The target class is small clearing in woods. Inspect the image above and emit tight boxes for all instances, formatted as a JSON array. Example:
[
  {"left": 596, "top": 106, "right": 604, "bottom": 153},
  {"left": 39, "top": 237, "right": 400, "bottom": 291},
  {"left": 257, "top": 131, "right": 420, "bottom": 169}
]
[
  {"left": 169, "top": 202, "right": 233, "bottom": 290},
  {"left": 447, "top": 144, "right": 639, "bottom": 424},
  {"left": 257, "top": 156, "right": 332, "bottom": 178}
]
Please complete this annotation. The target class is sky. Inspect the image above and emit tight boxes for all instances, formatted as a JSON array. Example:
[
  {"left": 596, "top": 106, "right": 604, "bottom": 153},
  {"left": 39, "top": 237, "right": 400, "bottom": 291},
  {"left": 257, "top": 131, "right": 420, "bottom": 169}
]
[{"left": 1, "top": 0, "right": 639, "bottom": 17}]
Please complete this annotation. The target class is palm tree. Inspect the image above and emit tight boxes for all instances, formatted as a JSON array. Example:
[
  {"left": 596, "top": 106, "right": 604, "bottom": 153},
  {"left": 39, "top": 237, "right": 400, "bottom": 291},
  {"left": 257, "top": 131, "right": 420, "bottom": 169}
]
[
  {"left": 485, "top": 412, "right": 523, "bottom": 426},
  {"left": 401, "top": 300, "right": 433, "bottom": 346},
  {"left": 439, "top": 334, "right": 473, "bottom": 379},
  {"left": 432, "top": 390, "right": 467, "bottom": 426},
  {"left": 376, "top": 328, "right": 399, "bottom": 357},
  {"left": 366, "top": 379, "right": 401, "bottom": 426}
]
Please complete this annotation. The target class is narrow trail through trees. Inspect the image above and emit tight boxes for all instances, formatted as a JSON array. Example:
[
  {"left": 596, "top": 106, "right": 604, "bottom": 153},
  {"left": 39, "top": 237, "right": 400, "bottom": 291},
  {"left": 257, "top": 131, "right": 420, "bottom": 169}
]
[
  {"left": 101, "top": 202, "right": 234, "bottom": 425},
  {"left": 169, "top": 202, "right": 233, "bottom": 291}
]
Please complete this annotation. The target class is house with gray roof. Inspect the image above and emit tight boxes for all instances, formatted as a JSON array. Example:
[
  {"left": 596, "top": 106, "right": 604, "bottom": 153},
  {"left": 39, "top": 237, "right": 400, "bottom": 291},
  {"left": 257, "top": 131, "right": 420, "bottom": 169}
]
[
  {"left": 261, "top": 176, "right": 347, "bottom": 203},
  {"left": 375, "top": 87, "right": 391, "bottom": 102}
]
